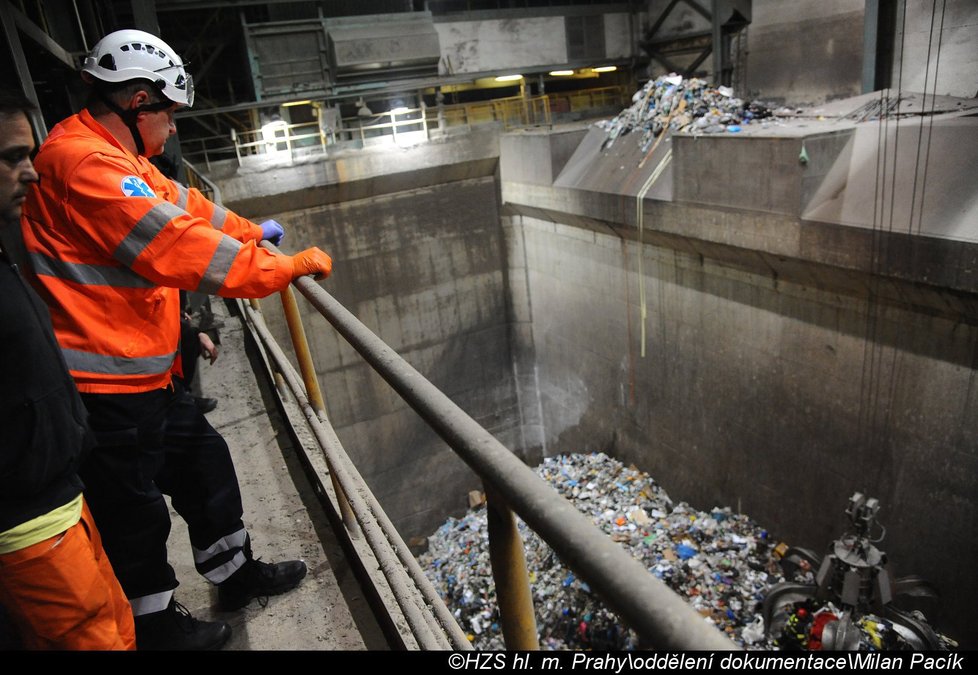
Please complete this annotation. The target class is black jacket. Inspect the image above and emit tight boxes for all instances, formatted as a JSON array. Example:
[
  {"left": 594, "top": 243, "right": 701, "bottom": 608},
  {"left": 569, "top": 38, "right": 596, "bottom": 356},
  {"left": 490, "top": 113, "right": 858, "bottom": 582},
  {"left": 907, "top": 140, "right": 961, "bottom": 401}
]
[{"left": 0, "top": 226, "right": 88, "bottom": 533}]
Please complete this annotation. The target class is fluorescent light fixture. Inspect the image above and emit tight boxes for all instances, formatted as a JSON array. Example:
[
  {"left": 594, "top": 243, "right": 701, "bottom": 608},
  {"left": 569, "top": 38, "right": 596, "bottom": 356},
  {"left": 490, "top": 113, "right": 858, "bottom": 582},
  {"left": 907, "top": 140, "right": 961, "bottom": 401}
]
[
  {"left": 592, "top": 66, "right": 617, "bottom": 73},
  {"left": 281, "top": 99, "right": 311, "bottom": 107},
  {"left": 494, "top": 74, "right": 523, "bottom": 82},
  {"left": 390, "top": 106, "right": 409, "bottom": 114},
  {"left": 549, "top": 70, "right": 574, "bottom": 76}
]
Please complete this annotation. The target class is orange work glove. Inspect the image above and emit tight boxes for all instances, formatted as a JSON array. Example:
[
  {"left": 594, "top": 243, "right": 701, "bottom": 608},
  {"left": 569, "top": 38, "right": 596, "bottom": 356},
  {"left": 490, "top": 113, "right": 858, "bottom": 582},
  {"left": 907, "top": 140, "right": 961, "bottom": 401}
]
[{"left": 290, "top": 247, "right": 333, "bottom": 281}]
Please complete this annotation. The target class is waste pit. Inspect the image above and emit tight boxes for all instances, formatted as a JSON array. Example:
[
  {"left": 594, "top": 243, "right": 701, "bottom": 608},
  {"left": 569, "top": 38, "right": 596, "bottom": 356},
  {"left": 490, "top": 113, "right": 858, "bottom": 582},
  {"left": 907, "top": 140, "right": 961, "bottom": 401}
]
[{"left": 419, "top": 453, "right": 954, "bottom": 651}]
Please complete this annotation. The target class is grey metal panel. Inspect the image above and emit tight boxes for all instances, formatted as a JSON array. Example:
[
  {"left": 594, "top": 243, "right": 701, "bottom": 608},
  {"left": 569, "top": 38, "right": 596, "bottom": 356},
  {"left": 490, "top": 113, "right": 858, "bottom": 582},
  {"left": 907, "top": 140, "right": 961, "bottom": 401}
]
[
  {"left": 245, "top": 20, "right": 331, "bottom": 99},
  {"left": 565, "top": 14, "right": 606, "bottom": 61},
  {"left": 325, "top": 13, "right": 440, "bottom": 82}
]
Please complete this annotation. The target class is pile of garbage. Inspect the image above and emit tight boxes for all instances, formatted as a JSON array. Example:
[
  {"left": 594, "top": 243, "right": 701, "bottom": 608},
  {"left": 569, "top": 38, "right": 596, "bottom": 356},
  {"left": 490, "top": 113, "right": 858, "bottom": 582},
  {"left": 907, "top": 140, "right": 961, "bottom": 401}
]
[
  {"left": 420, "top": 453, "right": 786, "bottom": 650},
  {"left": 597, "top": 74, "right": 776, "bottom": 151}
]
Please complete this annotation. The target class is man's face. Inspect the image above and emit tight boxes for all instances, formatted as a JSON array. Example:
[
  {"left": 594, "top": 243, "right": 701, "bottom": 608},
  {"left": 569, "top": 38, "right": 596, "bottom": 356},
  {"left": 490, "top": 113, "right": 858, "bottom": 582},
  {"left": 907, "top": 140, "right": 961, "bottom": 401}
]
[
  {"left": 137, "top": 103, "right": 178, "bottom": 157},
  {"left": 0, "top": 111, "right": 38, "bottom": 226}
]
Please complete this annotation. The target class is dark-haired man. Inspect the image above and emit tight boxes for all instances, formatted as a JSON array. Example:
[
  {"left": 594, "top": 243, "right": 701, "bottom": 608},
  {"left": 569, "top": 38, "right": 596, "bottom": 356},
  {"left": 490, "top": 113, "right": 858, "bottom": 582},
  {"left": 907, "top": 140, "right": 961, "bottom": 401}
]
[{"left": 0, "top": 89, "right": 135, "bottom": 650}]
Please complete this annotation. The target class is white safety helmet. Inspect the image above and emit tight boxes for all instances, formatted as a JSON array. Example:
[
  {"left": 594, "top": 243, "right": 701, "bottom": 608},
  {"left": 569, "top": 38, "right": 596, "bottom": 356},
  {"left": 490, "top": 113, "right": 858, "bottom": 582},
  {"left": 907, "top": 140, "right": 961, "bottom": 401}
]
[{"left": 82, "top": 29, "right": 194, "bottom": 107}]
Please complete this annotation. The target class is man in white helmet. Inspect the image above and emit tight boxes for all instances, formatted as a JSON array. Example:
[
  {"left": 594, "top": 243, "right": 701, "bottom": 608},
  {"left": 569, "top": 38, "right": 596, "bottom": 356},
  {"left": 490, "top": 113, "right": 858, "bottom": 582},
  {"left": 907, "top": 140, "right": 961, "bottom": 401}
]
[{"left": 21, "top": 29, "right": 332, "bottom": 650}]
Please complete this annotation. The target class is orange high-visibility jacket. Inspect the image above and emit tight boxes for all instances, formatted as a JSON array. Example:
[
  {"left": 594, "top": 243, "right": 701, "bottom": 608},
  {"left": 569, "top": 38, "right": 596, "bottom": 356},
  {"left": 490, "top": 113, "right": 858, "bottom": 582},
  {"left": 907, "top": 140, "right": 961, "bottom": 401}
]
[{"left": 21, "top": 110, "right": 294, "bottom": 394}]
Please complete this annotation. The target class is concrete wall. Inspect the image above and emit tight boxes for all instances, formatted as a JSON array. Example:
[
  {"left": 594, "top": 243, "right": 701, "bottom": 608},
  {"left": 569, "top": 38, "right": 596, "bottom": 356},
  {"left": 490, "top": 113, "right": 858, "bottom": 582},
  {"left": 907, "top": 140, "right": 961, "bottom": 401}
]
[
  {"left": 740, "top": 0, "right": 977, "bottom": 104},
  {"left": 500, "top": 119, "right": 978, "bottom": 646},
  {"left": 256, "top": 177, "right": 517, "bottom": 538},
  {"left": 745, "top": 0, "right": 866, "bottom": 105},
  {"left": 217, "top": 126, "right": 501, "bottom": 219},
  {"left": 895, "top": 0, "right": 978, "bottom": 98},
  {"left": 509, "top": 212, "right": 977, "bottom": 647}
]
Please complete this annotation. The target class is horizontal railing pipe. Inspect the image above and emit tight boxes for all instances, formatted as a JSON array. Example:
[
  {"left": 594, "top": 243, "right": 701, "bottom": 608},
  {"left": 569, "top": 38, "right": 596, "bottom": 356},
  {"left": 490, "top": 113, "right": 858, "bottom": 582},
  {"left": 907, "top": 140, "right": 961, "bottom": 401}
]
[
  {"left": 270, "top": 246, "right": 738, "bottom": 651},
  {"left": 182, "top": 159, "right": 222, "bottom": 204},
  {"left": 243, "top": 299, "right": 471, "bottom": 650}
]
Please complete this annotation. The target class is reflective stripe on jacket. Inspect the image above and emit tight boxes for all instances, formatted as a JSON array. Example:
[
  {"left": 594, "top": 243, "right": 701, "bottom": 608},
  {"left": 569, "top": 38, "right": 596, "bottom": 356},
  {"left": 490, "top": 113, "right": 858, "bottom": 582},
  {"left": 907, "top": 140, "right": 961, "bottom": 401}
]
[{"left": 21, "top": 110, "right": 294, "bottom": 394}]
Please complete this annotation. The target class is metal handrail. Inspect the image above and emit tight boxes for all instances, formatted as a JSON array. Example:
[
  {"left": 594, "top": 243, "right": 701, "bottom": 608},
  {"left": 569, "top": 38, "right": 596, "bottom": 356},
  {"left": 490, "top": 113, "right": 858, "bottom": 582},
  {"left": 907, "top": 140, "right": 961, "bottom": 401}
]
[
  {"left": 232, "top": 121, "right": 327, "bottom": 163},
  {"left": 242, "top": 296, "right": 471, "bottom": 650},
  {"left": 334, "top": 109, "right": 429, "bottom": 145},
  {"left": 181, "top": 134, "right": 238, "bottom": 169},
  {"left": 225, "top": 97, "right": 553, "bottom": 163},
  {"left": 193, "top": 181, "right": 468, "bottom": 649},
  {"left": 277, "top": 253, "right": 738, "bottom": 651},
  {"left": 182, "top": 159, "right": 222, "bottom": 205},
  {"left": 547, "top": 85, "right": 630, "bottom": 114}
]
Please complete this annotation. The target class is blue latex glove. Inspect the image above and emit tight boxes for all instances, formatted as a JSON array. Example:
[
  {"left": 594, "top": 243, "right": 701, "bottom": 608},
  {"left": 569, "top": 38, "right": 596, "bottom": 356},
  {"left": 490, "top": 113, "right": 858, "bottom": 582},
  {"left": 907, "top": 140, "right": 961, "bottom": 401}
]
[{"left": 260, "top": 219, "right": 285, "bottom": 246}]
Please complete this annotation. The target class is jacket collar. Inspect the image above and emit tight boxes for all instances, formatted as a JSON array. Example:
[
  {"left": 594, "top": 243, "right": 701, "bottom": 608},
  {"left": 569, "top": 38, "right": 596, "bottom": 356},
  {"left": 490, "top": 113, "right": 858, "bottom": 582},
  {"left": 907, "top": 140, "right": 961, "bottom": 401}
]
[{"left": 78, "top": 108, "right": 135, "bottom": 156}]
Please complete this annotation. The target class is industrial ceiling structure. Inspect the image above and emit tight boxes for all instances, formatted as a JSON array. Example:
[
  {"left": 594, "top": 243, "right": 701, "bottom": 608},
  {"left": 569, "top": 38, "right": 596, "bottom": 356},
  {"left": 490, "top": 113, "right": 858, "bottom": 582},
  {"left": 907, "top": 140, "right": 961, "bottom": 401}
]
[{"left": 2, "top": 1, "right": 757, "bottom": 148}]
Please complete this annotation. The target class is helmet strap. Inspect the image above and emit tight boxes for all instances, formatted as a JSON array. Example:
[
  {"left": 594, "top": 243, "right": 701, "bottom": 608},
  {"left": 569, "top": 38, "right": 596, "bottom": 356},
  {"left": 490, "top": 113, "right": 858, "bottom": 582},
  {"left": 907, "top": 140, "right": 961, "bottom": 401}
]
[{"left": 95, "top": 87, "right": 172, "bottom": 156}]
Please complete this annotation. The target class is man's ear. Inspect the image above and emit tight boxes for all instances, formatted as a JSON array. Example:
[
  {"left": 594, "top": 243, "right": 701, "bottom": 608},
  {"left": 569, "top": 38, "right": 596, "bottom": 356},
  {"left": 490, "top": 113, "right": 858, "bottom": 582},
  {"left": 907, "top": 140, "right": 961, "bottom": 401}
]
[{"left": 129, "top": 89, "right": 151, "bottom": 111}]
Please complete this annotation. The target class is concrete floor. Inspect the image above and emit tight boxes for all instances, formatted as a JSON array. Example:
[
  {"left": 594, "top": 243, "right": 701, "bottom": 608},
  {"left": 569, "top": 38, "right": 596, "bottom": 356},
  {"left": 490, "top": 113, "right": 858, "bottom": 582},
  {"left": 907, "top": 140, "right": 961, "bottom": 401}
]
[{"left": 164, "top": 300, "right": 379, "bottom": 650}]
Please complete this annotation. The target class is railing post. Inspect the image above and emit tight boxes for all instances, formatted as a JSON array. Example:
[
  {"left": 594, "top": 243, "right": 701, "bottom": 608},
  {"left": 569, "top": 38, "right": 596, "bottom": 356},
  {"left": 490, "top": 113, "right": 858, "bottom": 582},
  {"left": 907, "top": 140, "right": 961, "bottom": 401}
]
[
  {"left": 485, "top": 483, "right": 539, "bottom": 650},
  {"left": 249, "top": 298, "right": 288, "bottom": 397},
  {"left": 231, "top": 128, "right": 241, "bottom": 167},
  {"left": 279, "top": 285, "right": 358, "bottom": 535}
]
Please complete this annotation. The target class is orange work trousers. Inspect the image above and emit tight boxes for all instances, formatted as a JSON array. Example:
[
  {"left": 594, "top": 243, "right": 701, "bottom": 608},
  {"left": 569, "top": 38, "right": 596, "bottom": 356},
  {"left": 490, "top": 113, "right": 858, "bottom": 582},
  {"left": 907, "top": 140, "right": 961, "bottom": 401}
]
[{"left": 0, "top": 500, "right": 136, "bottom": 650}]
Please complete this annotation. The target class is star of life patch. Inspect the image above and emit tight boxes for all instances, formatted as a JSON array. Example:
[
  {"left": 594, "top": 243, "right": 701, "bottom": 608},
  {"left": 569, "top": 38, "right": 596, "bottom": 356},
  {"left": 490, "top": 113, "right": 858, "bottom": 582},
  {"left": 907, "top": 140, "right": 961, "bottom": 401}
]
[{"left": 121, "top": 175, "right": 156, "bottom": 198}]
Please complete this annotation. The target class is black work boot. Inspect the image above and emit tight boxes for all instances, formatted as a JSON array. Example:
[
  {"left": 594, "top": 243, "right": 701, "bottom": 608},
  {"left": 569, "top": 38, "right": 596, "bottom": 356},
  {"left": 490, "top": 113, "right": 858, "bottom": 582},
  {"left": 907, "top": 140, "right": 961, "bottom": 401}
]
[
  {"left": 194, "top": 397, "right": 218, "bottom": 414},
  {"left": 217, "top": 542, "right": 307, "bottom": 611},
  {"left": 134, "top": 599, "right": 231, "bottom": 651}
]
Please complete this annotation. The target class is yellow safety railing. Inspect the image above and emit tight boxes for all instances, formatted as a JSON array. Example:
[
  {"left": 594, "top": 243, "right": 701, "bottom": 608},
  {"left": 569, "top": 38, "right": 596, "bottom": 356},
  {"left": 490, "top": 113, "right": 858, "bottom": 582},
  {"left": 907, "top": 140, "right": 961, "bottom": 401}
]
[
  {"left": 431, "top": 96, "right": 552, "bottom": 131},
  {"left": 182, "top": 159, "right": 221, "bottom": 205},
  {"left": 547, "top": 86, "right": 631, "bottom": 116}
]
